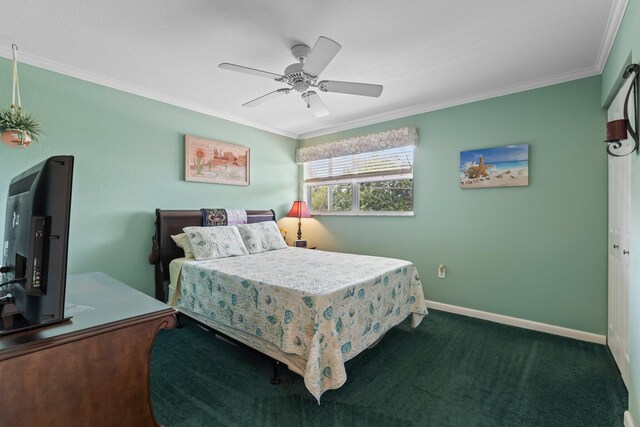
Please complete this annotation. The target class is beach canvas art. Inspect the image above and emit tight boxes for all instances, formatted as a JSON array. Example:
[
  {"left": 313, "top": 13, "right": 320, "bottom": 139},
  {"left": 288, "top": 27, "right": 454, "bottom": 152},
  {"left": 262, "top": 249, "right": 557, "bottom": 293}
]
[
  {"left": 185, "top": 135, "right": 250, "bottom": 185},
  {"left": 460, "top": 144, "right": 528, "bottom": 188}
]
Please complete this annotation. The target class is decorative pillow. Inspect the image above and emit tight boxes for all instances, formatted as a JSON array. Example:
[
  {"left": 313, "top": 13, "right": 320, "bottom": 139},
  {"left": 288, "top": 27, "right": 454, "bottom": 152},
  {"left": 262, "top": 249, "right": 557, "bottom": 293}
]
[
  {"left": 171, "top": 233, "right": 194, "bottom": 258},
  {"left": 182, "top": 226, "right": 249, "bottom": 260},
  {"left": 235, "top": 221, "right": 288, "bottom": 254}
]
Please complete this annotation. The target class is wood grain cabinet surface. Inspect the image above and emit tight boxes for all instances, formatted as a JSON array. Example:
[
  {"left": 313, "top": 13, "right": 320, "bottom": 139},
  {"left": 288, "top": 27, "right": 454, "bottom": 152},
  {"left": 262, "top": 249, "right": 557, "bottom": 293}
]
[{"left": 0, "top": 272, "right": 176, "bottom": 427}]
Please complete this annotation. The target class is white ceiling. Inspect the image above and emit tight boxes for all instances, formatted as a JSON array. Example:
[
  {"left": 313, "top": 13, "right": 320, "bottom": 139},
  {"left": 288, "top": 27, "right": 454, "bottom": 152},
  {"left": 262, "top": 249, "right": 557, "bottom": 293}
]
[{"left": 0, "top": 0, "right": 627, "bottom": 139}]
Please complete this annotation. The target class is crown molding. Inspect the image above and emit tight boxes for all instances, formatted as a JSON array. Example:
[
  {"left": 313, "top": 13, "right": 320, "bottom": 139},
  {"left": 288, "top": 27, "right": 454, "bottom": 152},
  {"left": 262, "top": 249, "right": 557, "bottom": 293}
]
[
  {"left": 595, "top": 0, "right": 629, "bottom": 73},
  {"left": 298, "top": 65, "right": 600, "bottom": 140},
  {"left": 0, "top": 46, "right": 298, "bottom": 140},
  {"left": 0, "top": 45, "right": 605, "bottom": 142},
  {"left": 0, "top": 0, "right": 627, "bottom": 144}
]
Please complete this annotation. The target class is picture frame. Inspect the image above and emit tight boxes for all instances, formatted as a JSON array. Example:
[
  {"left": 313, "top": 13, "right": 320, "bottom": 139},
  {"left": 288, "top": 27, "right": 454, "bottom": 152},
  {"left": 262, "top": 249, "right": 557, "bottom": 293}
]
[
  {"left": 459, "top": 144, "right": 529, "bottom": 189},
  {"left": 185, "top": 135, "right": 250, "bottom": 185},
  {"left": 294, "top": 240, "right": 308, "bottom": 248}
]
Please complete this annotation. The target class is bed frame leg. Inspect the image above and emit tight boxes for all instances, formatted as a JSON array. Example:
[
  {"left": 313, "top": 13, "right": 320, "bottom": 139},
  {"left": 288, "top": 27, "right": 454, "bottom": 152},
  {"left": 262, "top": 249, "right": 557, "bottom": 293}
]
[
  {"left": 176, "top": 312, "right": 185, "bottom": 329},
  {"left": 270, "top": 360, "right": 281, "bottom": 385}
]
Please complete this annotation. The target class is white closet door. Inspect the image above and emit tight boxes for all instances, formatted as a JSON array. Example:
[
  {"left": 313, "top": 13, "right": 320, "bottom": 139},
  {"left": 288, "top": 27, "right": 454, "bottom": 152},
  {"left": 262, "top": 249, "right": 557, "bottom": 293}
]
[
  {"left": 607, "top": 77, "right": 633, "bottom": 388},
  {"left": 608, "top": 153, "right": 630, "bottom": 388}
]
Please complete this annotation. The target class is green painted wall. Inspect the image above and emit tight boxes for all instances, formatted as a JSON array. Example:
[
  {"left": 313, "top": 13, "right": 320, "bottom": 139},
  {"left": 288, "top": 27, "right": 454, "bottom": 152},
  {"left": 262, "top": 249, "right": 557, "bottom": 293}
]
[
  {"left": 300, "top": 76, "right": 607, "bottom": 335},
  {"left": 0, "top": 58, "right": 298, "bottom": 295},
  {"left": 602, "top": 0, "right": 640, "bottom": 421},
  {"left": 0, "top": 36, "right": 616, "bottom": 406}
]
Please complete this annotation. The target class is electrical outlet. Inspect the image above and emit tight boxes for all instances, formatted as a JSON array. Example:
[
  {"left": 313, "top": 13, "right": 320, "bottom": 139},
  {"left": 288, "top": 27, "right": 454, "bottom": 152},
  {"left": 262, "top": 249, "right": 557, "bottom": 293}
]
[{"left": 437, "top": 264, "right": 446, "bottom": 279}]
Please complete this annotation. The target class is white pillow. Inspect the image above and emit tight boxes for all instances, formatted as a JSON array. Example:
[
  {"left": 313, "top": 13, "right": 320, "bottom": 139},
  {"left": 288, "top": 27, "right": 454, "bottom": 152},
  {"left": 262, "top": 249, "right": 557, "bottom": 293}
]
[
  {"left": 182, "top": 226, "right": 249, "bottom": 260},
  {"left": 235, "top": 221, "right": 288, "bottom": 254},
  {"left": 171, "top": 233, "right": 194, "bottom": 258}
]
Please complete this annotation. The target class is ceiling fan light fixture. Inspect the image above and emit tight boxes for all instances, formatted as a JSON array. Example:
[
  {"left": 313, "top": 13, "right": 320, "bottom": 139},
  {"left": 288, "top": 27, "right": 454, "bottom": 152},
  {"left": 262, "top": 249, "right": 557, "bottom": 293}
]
[
  {"left": 293, "top": 81, "right": 309, "bottom": 92},
  {"left": 219, "top": 35, "right": 383, "bottom": 117}
]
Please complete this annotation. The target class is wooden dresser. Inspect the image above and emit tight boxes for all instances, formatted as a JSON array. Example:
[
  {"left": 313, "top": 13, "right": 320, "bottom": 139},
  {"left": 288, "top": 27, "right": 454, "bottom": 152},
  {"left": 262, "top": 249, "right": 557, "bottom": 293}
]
[{"left": 0, "top": 272, "right": 176, "bottom": 427}]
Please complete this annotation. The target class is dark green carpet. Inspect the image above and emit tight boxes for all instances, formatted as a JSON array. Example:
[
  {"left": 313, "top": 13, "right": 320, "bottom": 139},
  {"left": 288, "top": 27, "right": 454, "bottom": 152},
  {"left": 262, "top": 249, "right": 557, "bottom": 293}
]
[{"left": 150, "top": 310, "right": 627, "bottom": 426}]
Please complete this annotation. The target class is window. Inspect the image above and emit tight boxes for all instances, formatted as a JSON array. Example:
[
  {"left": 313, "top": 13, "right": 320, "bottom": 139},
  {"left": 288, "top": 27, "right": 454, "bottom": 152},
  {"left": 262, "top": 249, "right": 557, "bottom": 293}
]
[{"left": 302, "top": 145, "right": 415, "bottom": 216}]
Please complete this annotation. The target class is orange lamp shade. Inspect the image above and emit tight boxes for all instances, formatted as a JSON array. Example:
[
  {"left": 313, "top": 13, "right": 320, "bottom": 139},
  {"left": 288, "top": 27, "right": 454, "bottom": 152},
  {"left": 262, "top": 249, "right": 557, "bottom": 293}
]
[{"left": 287, "top": 201, "right": 312, "bottom": 218}]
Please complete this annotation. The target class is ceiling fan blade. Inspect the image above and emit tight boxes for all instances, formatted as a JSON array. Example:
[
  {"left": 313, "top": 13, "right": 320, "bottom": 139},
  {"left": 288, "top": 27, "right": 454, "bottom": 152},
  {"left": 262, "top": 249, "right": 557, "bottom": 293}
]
[
  {"left": 219, "top": 63, "right": 284, "bottom": 80},
  {"left": 302, "top": 91, "right": 329, "bottom": 117},
  {"left": 302, "top": 36, "right": 341, "bottom": 77},
  {"left": 242, "top": 89, "right": 290, "bottom": 107},
  {"left": 318, "top": 80, "right": 383, "bottom": 97}
]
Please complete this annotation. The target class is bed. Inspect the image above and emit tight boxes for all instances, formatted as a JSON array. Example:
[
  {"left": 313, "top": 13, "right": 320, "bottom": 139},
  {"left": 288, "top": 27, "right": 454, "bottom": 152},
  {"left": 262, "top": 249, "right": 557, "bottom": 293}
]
[{"left": 149, "top": 209, "right": 428, "bottom": 402}]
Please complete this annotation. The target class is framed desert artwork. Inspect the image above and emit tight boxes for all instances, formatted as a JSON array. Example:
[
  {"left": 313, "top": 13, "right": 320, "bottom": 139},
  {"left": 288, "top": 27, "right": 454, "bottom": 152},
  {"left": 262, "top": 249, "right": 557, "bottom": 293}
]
[
  {"left": 185, "top": 135, "right": 250, "bottom": 185},
  {"left": 460, "top": 144, "right": 529, "bottom": 189}
]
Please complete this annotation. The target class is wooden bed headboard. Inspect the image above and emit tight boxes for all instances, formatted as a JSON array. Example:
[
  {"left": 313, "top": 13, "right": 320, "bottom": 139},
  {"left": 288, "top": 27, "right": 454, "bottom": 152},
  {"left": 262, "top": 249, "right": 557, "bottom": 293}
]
[{"left": 148, "top": 209, "right": 276, "bottom": 302}]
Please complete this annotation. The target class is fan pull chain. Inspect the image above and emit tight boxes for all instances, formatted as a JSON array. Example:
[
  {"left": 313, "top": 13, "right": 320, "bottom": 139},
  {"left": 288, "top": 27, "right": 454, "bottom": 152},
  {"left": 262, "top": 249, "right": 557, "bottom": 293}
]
[{"left": 11, "top": 44, "right": 22, "bottom": 113}]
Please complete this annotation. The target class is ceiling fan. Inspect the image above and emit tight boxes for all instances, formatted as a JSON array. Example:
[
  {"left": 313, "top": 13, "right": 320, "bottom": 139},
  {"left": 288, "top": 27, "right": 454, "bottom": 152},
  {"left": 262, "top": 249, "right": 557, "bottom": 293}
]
[{"left": 219, "top": 36, "right": 383, "bottom": 118}]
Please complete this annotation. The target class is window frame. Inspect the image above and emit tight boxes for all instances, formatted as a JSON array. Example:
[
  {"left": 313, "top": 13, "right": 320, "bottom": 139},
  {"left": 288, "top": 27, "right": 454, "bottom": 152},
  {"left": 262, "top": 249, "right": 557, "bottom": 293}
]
[
  {"left": 298, "top": 130, "right": 418, "bottom": 217},
  {"left": 304, "top": 173, "right": 415, "bottom": 217}
]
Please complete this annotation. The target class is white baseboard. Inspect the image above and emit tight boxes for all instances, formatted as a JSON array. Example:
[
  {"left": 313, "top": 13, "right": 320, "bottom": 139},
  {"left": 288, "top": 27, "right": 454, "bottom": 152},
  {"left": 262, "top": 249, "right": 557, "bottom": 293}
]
[
  {"left": 625, "top": 411, "right": 636, "bottom": 427},
  {"left": 425, "top": 300, "right": 606, "bottom": 345}
]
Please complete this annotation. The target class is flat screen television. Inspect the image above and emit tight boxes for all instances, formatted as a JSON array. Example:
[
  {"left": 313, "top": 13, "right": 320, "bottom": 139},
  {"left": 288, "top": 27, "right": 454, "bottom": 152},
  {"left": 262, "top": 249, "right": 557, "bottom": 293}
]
[{"left": 0, "top": 155, "right": 74, "bottom": 335}]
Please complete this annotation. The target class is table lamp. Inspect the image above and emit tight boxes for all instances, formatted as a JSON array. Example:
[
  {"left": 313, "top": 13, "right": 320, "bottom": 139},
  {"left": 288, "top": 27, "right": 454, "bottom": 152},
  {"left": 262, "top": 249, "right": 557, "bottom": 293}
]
[{"left": 286, "top": 201, "right": 311, "bottom": 247}]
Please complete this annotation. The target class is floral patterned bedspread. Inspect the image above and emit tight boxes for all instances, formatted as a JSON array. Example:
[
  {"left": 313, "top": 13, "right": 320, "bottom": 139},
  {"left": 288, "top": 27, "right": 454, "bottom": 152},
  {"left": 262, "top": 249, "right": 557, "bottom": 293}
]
[{"left": 175, "top": 247, "right": 427, "bottom": 402}]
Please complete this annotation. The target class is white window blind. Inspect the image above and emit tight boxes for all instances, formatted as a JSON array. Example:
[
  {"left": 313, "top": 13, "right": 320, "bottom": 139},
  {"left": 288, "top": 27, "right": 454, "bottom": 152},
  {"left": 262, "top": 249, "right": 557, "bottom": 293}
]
[
  {"left": 303, "top": 145, "right": 414, "bottom": 184},
  {"left": 299, "top": 127, "right": 417, "bottom": 215}
]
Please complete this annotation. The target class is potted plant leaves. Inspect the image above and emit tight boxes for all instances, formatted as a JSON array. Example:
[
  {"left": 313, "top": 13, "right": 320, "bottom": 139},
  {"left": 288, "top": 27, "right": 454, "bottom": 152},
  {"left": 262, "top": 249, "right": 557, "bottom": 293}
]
[
  {"left": 0, "top": 44, "right": 43, "bottom": 148},
  {"left": 0, "top": 108, "right": 42, "bottom": 147}
]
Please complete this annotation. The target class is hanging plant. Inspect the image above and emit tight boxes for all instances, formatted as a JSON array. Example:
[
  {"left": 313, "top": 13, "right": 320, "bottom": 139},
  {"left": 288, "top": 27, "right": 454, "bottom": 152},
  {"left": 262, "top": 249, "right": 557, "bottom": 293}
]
[
  {"left": 0, "top": 44, "right": 43, "bottom": 148},
  {"left": 0, "top": 108, "right": 42, "bottom": 147}
]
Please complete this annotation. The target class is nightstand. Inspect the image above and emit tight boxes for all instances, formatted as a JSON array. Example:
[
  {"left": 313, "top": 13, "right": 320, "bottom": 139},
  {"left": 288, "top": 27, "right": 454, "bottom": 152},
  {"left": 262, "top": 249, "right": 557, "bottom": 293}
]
[{"left": 289, "top": 244, "right": 317, "bottom": 249}]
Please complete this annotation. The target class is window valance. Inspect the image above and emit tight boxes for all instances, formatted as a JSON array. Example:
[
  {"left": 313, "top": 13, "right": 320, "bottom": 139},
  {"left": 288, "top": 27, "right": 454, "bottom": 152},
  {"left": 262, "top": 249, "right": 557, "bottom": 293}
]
[{"left": 296, "top": 127, "right": 418, "bottom": 164}]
